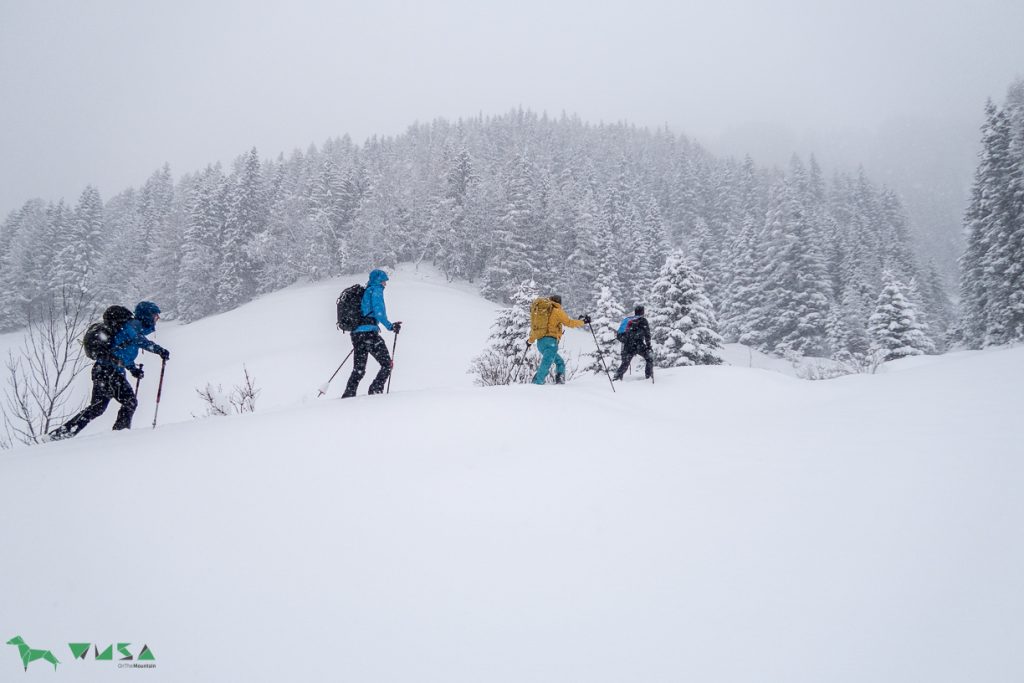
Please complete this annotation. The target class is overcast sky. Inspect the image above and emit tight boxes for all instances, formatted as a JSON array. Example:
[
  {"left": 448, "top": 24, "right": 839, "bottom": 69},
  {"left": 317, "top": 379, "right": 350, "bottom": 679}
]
[{"left": 1, "top": 0, "right": 1022, "bottom": 217}]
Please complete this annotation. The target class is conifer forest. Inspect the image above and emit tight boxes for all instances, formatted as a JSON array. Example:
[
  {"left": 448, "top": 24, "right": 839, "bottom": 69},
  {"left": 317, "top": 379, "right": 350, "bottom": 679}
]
[{"left": 2, "top": 82, "right": 1023, "bottom": 362}]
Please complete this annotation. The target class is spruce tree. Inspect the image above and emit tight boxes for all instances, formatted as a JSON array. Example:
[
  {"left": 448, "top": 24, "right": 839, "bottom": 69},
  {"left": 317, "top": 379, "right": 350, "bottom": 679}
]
[
  {"left": 719, "top": 213, "right": 760, "bottom": 343},
  {"left": 261, "top": 156, "right": 310, "bottom": 292},
  {"left": 958, "top": 97, "right": 1022, "bottom": 347},
  {"left": 218, "top": 148, "right": 267, "bottom": 310},
  {"left": 96, "top": 188, "right": 140, "bottom": 303},
  {"left": 583, "top": 284, "right": 624, "bottom": 374},
  {"left": 869, "top": 274, "right": 936, "bottom": 360},
  {"left": 830, "top": 283, "right": 872, "bottom": 358},
  {"left": 628, "top": 196, "right": 667, "bottom": 305},
  {"left": 435, "top": 147, "right": 477, "bottom": 281},
  {"left": 139, "top": 164, "right": 181, "bottom": 314},
  {"left": 177, "top": 165, "right": 225, "bottom": 322},
  {"left": 757, "top": 178, "right": 833, "bottom": 356},
  {"left": 481, "top": 155, "right": 537, "bottom": 301},
  {"left": 563, "top": 186, "right": 608, "bottom": 307},
  {"left": 649, "top": 251, "right": 723, "bottom": 367},
  {"left": 0, "top": 200, "right": 56, "bottom": 329},
  {"left": 54, "top": 186, "right": 104, "bottom": 294},
  {"left": 306, "top": 159, "right": 348, "bottom": 280},
  {"left": 988, "top": 85, "right": 1024, "bottom": 344}
]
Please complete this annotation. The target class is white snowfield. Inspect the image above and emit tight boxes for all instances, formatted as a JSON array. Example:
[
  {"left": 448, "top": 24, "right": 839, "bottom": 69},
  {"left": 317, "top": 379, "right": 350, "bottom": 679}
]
[{"left": 2, "top": 266, "right": 1022, "bottom": 683}]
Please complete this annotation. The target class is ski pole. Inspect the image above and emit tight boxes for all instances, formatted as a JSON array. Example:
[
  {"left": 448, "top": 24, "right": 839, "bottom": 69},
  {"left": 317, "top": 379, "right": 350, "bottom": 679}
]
[
  {"left": 514, "top": 342, "right": 534, "bottom": 384},
  {"left": 134, "top": 363, "right": 144, "bottom": 394},
  {"left": 151, "top": 357, "right": 167, "bottom": 429},
  {"left": 386, "top": 327, "right": 399, "bottom": 394},
  {"left": 317, "top": 349, "right": 354, "bottom": 397},
  {"left": 587, "top": 323, "right": 616, "bottom": 393},
  {"left": 506, "top": 342, "right": 531, "bottom": 385}
]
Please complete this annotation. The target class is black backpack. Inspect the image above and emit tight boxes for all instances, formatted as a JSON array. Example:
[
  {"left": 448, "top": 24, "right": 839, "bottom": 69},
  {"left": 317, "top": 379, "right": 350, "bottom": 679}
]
[
  {"left": 83, "top": 305, "right": 134, "bottom": 361},
  {"left": 336, "top": 284, "right": 375, "bottom": 332}
]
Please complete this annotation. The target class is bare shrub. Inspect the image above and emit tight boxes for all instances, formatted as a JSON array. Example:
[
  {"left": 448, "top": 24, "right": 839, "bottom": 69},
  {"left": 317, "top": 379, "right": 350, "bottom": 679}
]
[
  {"left": 1, "top": 289, "right": 94, "bottom": 447},
  {"left": 195, "top": 365, "right": 261, "bottom": 417}
]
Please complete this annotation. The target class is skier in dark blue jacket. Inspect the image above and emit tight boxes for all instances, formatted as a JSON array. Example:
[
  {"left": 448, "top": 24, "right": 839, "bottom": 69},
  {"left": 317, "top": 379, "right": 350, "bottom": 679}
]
[
  {"left": 613, "top": 305, "right": 653, "bottom": 381},
  {"left": 114, "top": 301, "right": 170, "bottom": 371},
  {"left": 342, "top": 269, "right": 402, "bottom": 398},
  {"left": 47, "top": 301, "right": 170, "bottom": 440}
]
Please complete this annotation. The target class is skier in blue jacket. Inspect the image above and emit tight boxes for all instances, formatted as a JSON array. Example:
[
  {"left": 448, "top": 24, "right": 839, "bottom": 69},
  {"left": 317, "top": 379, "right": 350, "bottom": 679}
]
[
  {"left": 114, "top": 301, "right": 170, "bottom": 372},
  {"left": 47, "top": 301, "right": 170, "bottom": 440},
  {"left": 342, "top": 270, "right": 402, "bottom": 398}
]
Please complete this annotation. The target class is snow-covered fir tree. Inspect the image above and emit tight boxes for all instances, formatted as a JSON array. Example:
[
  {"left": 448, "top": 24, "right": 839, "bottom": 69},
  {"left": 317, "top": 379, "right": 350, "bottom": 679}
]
[
  {"left": 582, "top": 284, "right": 624, "bottom": 374},
  {"left": 138, "top": 164, "right": 181, "bottom": 315},
  {"left": 958, "top": 83, "right": 1024, "bottom": 347},
  {"left": 218, "top": 148, "right": 267, "bottom": 310},
  {"left": 869, "top": 274, "right": 936, "bottom": 361},
  {"left": 0, "top": 200, "right": 57, "bottom": 328},
  {"left": 469, "top": 280, "right": 539, "bottom": 385},
  {"left": 829, "top": 285, "right": 873, "bottom": 359},
  {"left": 53, "top": 186, "right": 104, "bottom": 295},
  {"left": 306, "top": 159, "right": 350, "bottom": 280},
  {"left": 481, "top": 155, "right": 539, "bottom": 302},
  {"left": 562, "top": 186, "right": 614, "bottom": 308},
  {"left": 95, "top": 188, "right": 140, "bottom": 304},
  {"left": 628, "top": 196, "right": 668, "bottom": 305},
  {"left": 259, "top": 153, "right": 312, "bottom": 293},
  {"left": 649, "top": 251, "right": 723, "bottom": 367},
  {"left": 177, "top": 165, "right": 225, "bottom": 322},
  {"left": 718, "top": 211, "right": 760, "bottom": 342},
  {"left": 752, "top": 177, "right": 833, "bottom": 357},
  {"left": 434, "top": 147, "right": 478, "bottom": 282}
]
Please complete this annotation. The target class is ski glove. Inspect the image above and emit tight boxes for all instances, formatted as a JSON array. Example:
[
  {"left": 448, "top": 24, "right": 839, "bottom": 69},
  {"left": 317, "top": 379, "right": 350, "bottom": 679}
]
[
  {"left": 581, "top": 315, "right": 592, "bottom": 324},
  {"left": 392, "top": 321, "right": 402, "bottom": 334},
  {"left": 129, "top": 366, "right": 144, "bottom": 379},
  {"left": 153, "top": 345, "right": 170, "bottom": 361}
]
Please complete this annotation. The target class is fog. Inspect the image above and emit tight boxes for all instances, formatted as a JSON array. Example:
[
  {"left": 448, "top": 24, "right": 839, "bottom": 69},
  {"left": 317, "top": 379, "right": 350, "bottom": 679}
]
[{"left": 2, "top": 0, "right": 1022, "bottom": 219}]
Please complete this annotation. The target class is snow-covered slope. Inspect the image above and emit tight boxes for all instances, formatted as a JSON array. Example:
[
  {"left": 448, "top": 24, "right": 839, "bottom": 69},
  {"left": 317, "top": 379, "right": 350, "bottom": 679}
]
[{"left": 2, "top": 267, "right": 1022, "bottom": 682}]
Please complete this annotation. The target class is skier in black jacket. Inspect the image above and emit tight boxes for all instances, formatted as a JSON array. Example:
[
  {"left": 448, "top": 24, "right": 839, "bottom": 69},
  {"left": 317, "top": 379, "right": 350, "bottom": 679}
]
[{"left": 613, "top": 306, "right": 654, "bottom": 381}]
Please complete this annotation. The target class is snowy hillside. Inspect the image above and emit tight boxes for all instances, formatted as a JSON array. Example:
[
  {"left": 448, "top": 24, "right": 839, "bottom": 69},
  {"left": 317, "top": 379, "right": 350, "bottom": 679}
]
[{"left": 2, "top": 267, "right": 1022, "bottom": 682}]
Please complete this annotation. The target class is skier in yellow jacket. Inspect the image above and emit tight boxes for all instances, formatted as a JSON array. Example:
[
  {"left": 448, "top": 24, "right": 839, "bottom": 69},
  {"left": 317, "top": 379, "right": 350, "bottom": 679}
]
[{"left": 529, "top": 295, "right": 590, "bottom": 384}]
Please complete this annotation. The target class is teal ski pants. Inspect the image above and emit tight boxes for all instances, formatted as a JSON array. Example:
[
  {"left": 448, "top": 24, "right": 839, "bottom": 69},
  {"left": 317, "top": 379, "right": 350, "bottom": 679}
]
[{"left": 533, "top": 336, "right": 565, "bottom": 384}]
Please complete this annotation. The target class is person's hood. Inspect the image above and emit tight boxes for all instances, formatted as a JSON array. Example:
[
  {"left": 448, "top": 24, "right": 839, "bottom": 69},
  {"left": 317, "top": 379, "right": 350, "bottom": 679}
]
[
  {"left": 367, "top": 269, "right": 389, "bottom": 288},
  {"left": 134, "top": 301, "right": 161, "bottom": 329}
]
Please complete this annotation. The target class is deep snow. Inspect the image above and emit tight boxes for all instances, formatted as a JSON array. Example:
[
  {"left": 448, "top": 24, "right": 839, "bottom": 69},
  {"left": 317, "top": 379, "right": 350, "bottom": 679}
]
[{"left": 2, "top": 266, "right": 1022, "bottom": 682}]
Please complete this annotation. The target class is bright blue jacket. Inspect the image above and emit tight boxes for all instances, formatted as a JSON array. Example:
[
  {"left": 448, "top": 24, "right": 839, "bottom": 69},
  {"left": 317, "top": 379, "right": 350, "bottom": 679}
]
[
  {"left": 354, "top": 269, "right": 394, "bottom": 333},
  {"left": 107, "top": 301, "right": 165, "bottom": 373}
]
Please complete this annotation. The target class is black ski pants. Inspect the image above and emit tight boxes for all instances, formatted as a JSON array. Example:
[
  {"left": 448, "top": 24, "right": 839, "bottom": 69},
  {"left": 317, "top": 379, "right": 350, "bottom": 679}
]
[
  {"left": 342, "top": 331, "right": 392, "bottom": 397},
  {"left": 614, "top": 342, "right": 654, "bottom": 380},
  {"left": 62, "top": 363, "right": 138, "bottom": 434}
]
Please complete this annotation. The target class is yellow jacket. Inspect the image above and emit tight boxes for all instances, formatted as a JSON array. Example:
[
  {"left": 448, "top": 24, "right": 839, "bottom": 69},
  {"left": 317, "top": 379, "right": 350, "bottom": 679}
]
[{"left": 529, "top": 302, "right": 584, "bottom": 344}]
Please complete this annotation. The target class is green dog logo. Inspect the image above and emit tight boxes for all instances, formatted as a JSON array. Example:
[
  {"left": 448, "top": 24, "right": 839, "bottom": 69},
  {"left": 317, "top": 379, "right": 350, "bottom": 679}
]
[{"left": 6, "top": 636, "right": 60, "bottom": 671}]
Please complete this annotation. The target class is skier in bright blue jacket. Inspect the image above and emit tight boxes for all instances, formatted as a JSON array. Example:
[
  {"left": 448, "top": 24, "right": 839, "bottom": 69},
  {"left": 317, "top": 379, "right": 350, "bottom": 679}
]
[{"left": 343, "top": 269, "right": 402, "bottom": 397}]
